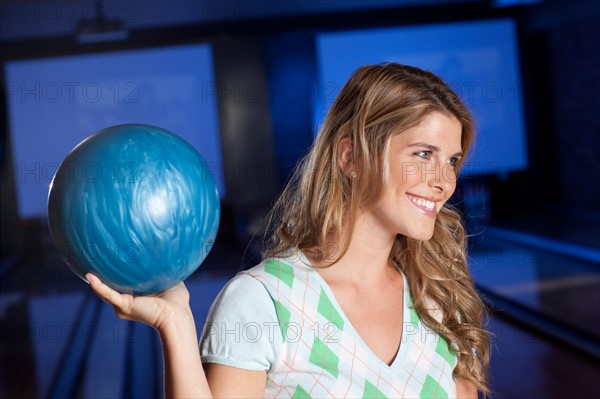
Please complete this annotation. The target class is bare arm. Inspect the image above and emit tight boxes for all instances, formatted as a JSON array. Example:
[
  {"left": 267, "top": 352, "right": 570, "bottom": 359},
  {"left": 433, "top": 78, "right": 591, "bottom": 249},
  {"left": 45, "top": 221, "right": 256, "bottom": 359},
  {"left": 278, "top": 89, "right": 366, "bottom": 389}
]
[
  {"left": 159, "top": 310, "right": 211, "bottom": 398},
  {"left": 204, "top": 363, "right": 267, "bottom": 398}
]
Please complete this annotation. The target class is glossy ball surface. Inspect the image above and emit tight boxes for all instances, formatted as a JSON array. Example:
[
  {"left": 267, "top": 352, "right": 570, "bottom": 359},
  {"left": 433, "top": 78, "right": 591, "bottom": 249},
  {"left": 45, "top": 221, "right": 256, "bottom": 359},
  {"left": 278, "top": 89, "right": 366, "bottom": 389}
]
[{"left": 48, "top": 124, "right": 220, "bottom": 294}]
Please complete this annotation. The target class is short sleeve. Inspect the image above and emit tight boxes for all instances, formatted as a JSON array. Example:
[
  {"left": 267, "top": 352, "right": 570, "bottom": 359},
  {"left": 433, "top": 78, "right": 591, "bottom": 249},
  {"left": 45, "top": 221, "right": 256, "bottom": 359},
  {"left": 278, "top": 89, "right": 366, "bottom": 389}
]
[{"left": 199, "top": 273, "right": 282, "bottom": 371}]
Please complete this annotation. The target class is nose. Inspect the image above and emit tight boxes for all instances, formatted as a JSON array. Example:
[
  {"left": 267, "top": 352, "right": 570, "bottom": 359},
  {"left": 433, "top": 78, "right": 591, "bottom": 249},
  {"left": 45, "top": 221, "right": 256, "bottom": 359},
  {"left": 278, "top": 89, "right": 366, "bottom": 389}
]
[{"left": 426, "top": 162, "right": 456, "bottom": 193}]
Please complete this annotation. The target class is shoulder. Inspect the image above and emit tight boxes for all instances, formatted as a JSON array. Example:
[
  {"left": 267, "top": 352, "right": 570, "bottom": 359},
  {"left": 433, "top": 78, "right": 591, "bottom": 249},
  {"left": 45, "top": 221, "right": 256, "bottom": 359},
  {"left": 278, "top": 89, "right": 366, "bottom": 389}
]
[
  {"left": 198, "top": 253, "right": 312, "bottom": 371},
  {"left": 242, "top": 252, "right": 311, "bottom": 286},
  {"left": 205, "top": 250, "right": 311, "bottom": 319},
  {"left": 200, "top": 268, "right": 285, "bottom": 370},
  {"left": 207, "top": 271, "right": 272, "bottom": 313}
]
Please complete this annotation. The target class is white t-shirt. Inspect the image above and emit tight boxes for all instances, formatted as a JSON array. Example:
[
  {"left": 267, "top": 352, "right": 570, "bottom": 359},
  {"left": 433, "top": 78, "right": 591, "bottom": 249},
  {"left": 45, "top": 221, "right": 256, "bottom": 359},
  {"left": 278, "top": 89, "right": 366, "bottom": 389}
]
[{"left": 199, "top": 251, "right": 458, "bottom": 398}]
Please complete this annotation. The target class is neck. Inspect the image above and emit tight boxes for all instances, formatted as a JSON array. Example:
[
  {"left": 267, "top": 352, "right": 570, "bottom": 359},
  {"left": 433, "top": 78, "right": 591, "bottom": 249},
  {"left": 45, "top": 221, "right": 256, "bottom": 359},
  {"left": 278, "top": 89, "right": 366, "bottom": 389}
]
[{"left": 308, "top": 212, "right": 399, "bottom": 287}]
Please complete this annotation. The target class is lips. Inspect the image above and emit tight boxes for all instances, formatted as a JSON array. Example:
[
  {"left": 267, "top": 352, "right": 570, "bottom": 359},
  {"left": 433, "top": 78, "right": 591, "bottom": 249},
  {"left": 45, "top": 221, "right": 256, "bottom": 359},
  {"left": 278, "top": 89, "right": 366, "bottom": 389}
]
[{"left": 406, "top": 193, "right": 438, "bottom": 218}]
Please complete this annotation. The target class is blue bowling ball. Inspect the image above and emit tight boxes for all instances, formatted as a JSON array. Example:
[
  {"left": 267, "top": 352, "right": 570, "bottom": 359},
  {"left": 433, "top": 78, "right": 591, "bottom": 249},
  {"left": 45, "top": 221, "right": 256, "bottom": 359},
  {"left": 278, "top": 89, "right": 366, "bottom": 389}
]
[{"left": 47, "top": 124, "right": 220, "bottom": 294}]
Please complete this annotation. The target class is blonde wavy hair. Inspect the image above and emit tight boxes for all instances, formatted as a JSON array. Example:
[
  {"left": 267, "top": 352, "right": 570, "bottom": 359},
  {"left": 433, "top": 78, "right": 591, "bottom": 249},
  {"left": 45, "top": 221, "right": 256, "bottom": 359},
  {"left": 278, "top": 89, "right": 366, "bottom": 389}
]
[{"left": 263, "top": 63, "right": 490, "bottom": 394}]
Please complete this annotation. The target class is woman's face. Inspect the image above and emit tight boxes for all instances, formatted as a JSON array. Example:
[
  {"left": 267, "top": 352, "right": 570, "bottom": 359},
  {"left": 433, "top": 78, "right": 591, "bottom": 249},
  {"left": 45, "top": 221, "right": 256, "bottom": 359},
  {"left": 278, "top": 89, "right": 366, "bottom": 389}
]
[{"left": 366, "top": 112, "right": 463, "bottom": 241}]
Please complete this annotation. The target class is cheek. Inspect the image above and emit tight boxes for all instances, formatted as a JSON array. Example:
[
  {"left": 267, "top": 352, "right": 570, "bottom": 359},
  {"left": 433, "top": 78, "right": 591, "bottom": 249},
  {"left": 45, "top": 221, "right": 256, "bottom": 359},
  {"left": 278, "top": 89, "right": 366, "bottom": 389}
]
[{"left": 397, "top": 160, "right": 425, "bottom": 187}]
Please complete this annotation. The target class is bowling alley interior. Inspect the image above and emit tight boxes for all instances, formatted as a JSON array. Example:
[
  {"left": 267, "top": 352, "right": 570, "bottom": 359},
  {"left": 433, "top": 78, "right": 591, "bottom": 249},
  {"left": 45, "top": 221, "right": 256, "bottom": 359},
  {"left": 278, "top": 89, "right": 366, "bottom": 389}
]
[{"left": 1, "top": 1, "right": 599, "bottom": 398}]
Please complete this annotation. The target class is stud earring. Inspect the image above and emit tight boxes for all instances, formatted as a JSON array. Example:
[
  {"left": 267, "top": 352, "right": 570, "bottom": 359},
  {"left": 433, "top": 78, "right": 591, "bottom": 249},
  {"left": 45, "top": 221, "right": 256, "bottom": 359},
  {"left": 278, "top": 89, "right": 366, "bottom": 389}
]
[{"left": 350, "top": 171, "right": 357, "bottom": 179}]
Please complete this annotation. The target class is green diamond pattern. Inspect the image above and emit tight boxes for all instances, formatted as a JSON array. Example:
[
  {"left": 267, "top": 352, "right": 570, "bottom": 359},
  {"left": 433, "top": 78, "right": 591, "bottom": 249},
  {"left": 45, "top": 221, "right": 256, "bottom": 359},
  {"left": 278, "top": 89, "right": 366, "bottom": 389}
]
[
  {"left": 317, "top": 288, "right": 345, "bottom": 331},
  {"left": 273, "top": 299, "right": 291, "bottom": 342},
  {"left": 292, "top": 384, "right": 312, "bottom": 399},
  {"left": 309, "top": 337, "right": 339, "bottom": 378},
  {"left": 419, "top": 375, "right": 448, "bottom": 399},
  {"left": 362, "top": 380, "right": 388, "bottom": 399},
  {"left": 265, "top": 259, "right": 294, "bottom": 288},
  {"left": 435, "top": 337, "right": 456, "bottom": 367}
]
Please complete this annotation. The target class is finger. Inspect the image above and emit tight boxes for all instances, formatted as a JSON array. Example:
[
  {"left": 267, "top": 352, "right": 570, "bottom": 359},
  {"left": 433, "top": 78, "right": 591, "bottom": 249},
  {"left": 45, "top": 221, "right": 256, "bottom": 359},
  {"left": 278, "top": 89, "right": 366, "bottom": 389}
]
[{"left": 86, "top": 273, "right": 126, "bottom": 308}]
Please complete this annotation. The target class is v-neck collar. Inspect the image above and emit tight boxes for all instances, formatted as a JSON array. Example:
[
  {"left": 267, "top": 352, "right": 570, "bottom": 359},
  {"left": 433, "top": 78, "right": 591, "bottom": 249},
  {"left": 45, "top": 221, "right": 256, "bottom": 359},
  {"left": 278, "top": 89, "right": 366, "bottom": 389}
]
[{"left": 294, "top": 251, "right": 412, "bottom": 370}]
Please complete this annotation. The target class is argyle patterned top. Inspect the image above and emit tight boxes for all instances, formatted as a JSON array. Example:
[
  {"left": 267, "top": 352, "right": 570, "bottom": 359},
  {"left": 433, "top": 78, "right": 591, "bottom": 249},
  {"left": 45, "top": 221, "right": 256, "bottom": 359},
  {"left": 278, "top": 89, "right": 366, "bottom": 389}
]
[{"left": 201, "top": 251, "right": 458, "bottom": 398}]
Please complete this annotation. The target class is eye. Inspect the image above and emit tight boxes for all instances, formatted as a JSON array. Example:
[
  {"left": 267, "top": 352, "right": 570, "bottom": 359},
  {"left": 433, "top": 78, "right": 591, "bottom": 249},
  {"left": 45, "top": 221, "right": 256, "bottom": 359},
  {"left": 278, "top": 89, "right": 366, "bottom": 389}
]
[
  {"left": 414, "top": 150, "right": 431, "bottom": 159},
  {"left": 448, "top": 157, "right": 461, "bottom": 167}
]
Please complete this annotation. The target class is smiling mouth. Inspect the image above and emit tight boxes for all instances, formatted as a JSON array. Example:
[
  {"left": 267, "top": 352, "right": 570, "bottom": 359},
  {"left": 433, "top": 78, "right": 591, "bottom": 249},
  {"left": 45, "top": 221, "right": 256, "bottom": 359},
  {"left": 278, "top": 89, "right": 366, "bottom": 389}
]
[{"left": 406, "top": 194, "right": 438, "bottom": 217}]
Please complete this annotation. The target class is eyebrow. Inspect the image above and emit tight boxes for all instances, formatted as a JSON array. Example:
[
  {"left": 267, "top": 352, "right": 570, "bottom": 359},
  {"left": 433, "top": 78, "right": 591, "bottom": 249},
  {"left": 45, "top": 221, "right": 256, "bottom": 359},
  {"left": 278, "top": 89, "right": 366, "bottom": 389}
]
[{"left": 408, "top": 142, "right": 463, "bottom": 158}]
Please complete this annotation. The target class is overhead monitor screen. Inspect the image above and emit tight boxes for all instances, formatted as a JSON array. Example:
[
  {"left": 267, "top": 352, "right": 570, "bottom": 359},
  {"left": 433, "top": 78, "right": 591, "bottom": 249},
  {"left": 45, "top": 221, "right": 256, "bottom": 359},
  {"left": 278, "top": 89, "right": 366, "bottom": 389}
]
[
  {"left": 315, "top": 18, "right": 528, "bottom": 176},
  {"left": 5, "top": 43, "right": 224, "bottom": 218}
]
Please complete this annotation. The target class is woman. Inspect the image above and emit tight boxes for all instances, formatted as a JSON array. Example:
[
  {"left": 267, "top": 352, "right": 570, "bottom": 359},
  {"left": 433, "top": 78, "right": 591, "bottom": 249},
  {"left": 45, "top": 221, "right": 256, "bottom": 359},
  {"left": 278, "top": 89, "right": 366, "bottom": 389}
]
[{"left": 89, "top": 63, "right": 490, "bottom": 398}]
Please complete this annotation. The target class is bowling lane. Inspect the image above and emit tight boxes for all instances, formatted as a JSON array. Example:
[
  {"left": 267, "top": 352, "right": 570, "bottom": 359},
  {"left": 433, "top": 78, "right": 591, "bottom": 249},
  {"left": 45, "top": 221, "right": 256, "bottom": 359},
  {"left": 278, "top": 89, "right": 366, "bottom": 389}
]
[
  {"left": 28, "top": 292, "right": 88, "bottom": 398},
  {"left": 488, "top": 315, "right": 600, "bottom": 398},
  {"left": 470, "top": 232, "right": 600, "bottom": 344},
  {"left": 78, "top": 302, "right": 129, "bottom": 398}
]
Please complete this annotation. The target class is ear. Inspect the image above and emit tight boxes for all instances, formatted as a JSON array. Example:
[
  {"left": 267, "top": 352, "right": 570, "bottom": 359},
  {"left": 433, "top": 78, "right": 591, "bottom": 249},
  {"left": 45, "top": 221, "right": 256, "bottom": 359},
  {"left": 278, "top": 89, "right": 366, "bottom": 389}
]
[{"left": 336, "top": 136, "right": 354, "bottom": 177}]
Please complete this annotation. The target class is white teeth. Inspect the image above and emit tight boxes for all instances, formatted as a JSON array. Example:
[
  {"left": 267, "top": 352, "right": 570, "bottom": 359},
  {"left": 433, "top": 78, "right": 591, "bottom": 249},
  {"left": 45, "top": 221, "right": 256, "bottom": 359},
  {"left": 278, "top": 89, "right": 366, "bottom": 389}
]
[{"left": 408, "top": 195, "right": 435, "bottom": 210}]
